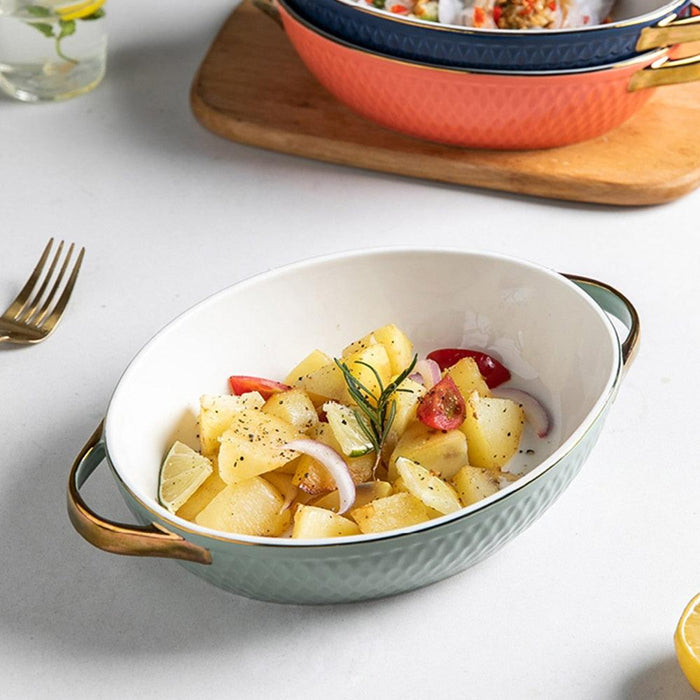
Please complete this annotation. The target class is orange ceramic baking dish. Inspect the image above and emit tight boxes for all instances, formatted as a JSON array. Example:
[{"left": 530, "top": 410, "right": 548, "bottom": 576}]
[{"left": 266, "top": 0, "right": 700, "bottom": 150}]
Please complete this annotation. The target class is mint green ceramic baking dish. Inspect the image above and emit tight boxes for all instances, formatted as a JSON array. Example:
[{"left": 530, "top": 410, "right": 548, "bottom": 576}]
[{"left": 68, "top": 248, "right": 639, "bottom": 604}]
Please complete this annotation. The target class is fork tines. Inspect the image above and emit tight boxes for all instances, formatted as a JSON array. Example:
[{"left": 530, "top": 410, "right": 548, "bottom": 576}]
[{"left": 3, "top": 238, "right": 85, "bottom": 339}]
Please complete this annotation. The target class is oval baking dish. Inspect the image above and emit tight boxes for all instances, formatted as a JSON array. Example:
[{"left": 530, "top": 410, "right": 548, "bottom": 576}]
[
  {"left": 68, "top": 248, "right": 639, "bottom": 604},
  {"left": 265, "top": 0, "right": 700, "bottom": 150},
  {"left": 283, "top": 0, "right": 700, "bottom": 71}
]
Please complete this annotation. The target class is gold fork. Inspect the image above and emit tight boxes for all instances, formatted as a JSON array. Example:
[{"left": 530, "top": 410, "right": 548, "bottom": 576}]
[{"left": 0, "top": 238, "right": 85, "bottom": 345}]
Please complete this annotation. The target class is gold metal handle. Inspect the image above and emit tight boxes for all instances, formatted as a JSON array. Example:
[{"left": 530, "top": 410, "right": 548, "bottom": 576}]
[
  {"left": 564, "top": 275, "right": 640, "bottom": 370},
  {"left": 636, "top": 14, "right": 700, "bottom": 51},
  {"left": 252, "top": 0, "right": 282, "bottom": 27},
  {"left": 67, "top": 422, "right": 212, "bottom": 564},
  {"left": 629, "top": 50, "right": 700, "bottom": 91}
]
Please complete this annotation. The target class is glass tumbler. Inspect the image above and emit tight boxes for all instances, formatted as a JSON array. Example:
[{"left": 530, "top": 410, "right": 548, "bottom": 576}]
[{"left": 0, "top": 0, "right": 106, "bottom": 102}]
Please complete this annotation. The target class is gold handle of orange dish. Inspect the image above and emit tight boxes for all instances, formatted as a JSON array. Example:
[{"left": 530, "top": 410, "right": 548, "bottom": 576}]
[
  {"left": 564, "top": 275, "right": 640, "bottom": 370},
  {"left": 252, "top": 0, "right": 282, "bottom": 27},
  {"left": 636, "top": 14, "right": 700, "bottom": 51},
  {"left": 67, "top": 422, "right": 212, "bottom": 564},
  {"left": 629, "top": 50, "right": 700, "bottom": 90}
]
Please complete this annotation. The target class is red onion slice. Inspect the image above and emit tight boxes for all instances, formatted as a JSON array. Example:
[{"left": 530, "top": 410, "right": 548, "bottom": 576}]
[
  {"left": 283, "top": 440, "right": 356, "bottom": 514},
  {"left": 494, "top": 388, "right": 551, "bottom": 438},
  {"left": 413, "top": 359, "right": 442, "bottom": 390}
]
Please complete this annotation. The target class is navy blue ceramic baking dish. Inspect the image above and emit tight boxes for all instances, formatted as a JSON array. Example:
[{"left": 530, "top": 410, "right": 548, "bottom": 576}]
[{"left": 284, "top": 0, "right": 700, "bottom": 71}]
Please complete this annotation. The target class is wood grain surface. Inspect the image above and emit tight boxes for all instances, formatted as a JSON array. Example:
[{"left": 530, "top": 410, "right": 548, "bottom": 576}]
[{"left": 190, "top": 1, "right": 700, "bottom": 206}]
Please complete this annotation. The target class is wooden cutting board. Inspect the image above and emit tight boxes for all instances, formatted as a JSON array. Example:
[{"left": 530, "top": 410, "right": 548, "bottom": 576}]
[{"left": 190, "top": 1, "right": 700, "bottom": 206}]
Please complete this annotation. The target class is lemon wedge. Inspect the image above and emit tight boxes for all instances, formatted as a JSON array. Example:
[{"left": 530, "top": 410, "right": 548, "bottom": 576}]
[
  {"left": 675, "top": 592, "right": 700, "bottom": 692},
  {"left": 159, "top": 441, "right": 213, "bottom": 514},
  {"left": 323, "top": 402, "right": 374, "bottom": 457},
  {"left": 57, "top": 0, "right": 105, "bottom": 21}
]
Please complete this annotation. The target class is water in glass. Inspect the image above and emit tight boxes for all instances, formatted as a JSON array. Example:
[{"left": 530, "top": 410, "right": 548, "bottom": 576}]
[{"left": 0, "top": 0, "right": 106, "bottom": 101}]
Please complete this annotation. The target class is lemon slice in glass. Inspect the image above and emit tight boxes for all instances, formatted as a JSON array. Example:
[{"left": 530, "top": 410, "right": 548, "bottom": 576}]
[
  {"left": 56, "top": 0, "right": 105, "bottom": 21},
  {"left": 159, "top": 441, "right": 213, "bottom": 514},
  {"left": 675, "top": 592, "right": 700, "bottom": 692},
  {"left": 323, "top": 402, "right": 374, "bottom": 457}
]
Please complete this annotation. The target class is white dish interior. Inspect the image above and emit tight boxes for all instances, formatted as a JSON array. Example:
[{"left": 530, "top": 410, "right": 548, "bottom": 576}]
[{"left": 105, "top": 248, "right": 621, "bottom": 544}]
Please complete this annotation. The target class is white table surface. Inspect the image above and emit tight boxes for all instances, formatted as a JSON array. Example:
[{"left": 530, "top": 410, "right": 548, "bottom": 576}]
[{"left": 1, "top": 1, "right": 699, "bottom": 698}]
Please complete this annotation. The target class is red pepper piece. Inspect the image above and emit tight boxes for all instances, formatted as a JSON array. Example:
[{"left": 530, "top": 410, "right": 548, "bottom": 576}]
[
  {"left": 426, "top": 348, "right": 511, "bottom": 389},
  {"left": 473, "top": 6, "right": 486, "bottom": 26},
  {"left": 416, "top": 375, "right": 466, "bottom": 431},
  {"left": 228, "top": 375, "right": 291, "bottom": 399}
]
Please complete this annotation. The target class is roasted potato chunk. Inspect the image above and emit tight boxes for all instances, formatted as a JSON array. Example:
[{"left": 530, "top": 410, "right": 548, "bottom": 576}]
[
  {"left": 218, "top": 409, "right": 302, "bottom": 483},
  {"left": 395, "top": 457, "right": 462, "bottom": 515},
  {"left": 292, "top": 505, "right": 360, "bottom": 539},
  {"left": 198, "top": 392, "right": 265, "bottom": 458},
  {"left": 261, "top": 388, "right": 318, "bottom": 434},
  {"left": 310, "top": 480, "right": 392, "bottom": 512},
  {"left": 176, "top": 468, "right": 227, "bottom": 521},
  {"left": 342, "top": 323, "right": 414, "bottom": 375},
  {"left": 195, "top": 477, "right": 291, "bottom": 536},
  {"left": 292, "top": 423, "right": 374, "bottom": 494},
  {"left": 443, "top": 357, "right": 491, "bottom": 399},
  {"left": 389, "top": 420, "right": 468, "bottom": 481},
  {"left": 461, "top": 391, "right": 524, "bottom": 469},
  {"left": 452, "top": 466, "right": 501, "bottom": 506},
  {"left": 350, "top": 493, "right": 430, "bottom": 534}
]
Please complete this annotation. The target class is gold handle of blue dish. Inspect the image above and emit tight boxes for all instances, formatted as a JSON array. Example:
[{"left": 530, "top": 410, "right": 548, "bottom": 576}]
[
  {"left": 67, "top": 422, "right": 212, "bottom": 564},
  {"left": 564, "top": 275, "right": 640, "bottom": 369},
  {"left": 252, "top": 0, "right": 282, "bottom": 27},
  {"left": 628, "top": 48, "right": 700, "bottom": 90},
  {"left": 636, "top": 13, "right": 700, "bottom": 51}
]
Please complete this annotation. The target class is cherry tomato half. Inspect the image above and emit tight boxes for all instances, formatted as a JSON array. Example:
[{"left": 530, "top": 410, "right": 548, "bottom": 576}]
[
  {"left": 228, "top": 375, "right": 291, "bottom": 400},
  {"left": 417, "top": 375, "right": 466, "bottom": 431},
  {"left": 426, "top": 348, "right": 511, "bottom": 389}
]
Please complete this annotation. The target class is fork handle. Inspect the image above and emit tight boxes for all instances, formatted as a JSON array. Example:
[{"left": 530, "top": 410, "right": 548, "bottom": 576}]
[
  {"left": 0, "top": 332, "right": 27, "bottom": 344},
  {"left": 67, "top": 422, "right": 212, "bottom": 564},
  {"left": 0, "top": 333, "right": 39, "bottom": 345},
  {"left": 0, "top": 317, "right": 45, "bottom": 342}
]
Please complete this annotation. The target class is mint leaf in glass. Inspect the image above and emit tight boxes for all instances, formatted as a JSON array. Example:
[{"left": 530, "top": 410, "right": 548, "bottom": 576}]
[{"left": 28, "top": 21, "right": 55, "bottom": 37}]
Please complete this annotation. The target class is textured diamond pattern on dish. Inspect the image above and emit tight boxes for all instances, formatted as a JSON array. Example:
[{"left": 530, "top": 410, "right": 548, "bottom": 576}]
[{"left": 284, "top": 22, "right": 654, "bottom": 149}]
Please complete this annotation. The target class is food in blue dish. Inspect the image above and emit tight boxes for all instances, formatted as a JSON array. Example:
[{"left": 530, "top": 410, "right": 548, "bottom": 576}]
[{"left": 355, "top": 0, "right": 616, "bottom": 29}]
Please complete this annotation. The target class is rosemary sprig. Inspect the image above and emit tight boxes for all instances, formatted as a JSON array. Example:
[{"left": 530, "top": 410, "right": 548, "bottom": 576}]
[{"left": 334, "top": 353, "right": 418, "bottom": 471}]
